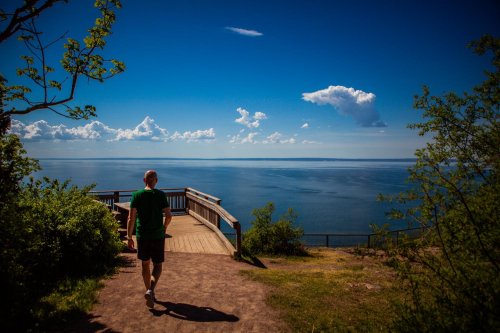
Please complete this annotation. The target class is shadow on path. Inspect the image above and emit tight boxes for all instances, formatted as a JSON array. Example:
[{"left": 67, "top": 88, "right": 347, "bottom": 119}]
[
  {"left": 151, "top": 301, "right": 239, "bottom": 323},
  {"left": 65, "top": 314, "right": 121, "bottom": 333}
]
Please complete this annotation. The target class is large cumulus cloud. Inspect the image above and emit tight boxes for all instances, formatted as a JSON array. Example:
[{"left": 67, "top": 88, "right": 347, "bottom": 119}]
[{"left": 302, "top": 85, "right": 387, "bottom": 127}]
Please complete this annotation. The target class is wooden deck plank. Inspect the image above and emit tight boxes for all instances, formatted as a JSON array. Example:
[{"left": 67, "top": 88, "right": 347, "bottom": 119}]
[
  {"left": 200, "top": 233, "right": 215, "bottom": 253},
  {"left": 208, "top": 234, "right": 230, "bottom": 255},
  {"left": 163, "top": 215, "right": 229, "bottom": 255},
  {"left": 185, "top": 236, "right": 196, "bottom": 253},
  {"left": 184, "top": 235, "right": 194, "bottom": 253},
  {"left": 178, "top": 235, "right": 188, "bottom": 253},
  {"left": 191, "top": 235, "right": 204, "bottom": 253},
  {"left": 194, "top": 235, "right": 206, "bottom": 253}
]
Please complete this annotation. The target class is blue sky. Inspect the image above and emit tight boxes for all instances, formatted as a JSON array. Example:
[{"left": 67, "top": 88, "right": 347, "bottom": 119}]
[{"left": 3, "top": 0, "right": 499, "bottom": 158}]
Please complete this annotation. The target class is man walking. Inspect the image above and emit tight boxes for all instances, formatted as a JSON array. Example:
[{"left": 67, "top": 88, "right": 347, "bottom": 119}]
[{"left": 127, "top": 170, "right": 172, "bottom": 308}]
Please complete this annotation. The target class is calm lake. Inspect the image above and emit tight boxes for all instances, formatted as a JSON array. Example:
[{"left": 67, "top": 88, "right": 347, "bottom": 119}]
[{"left": 35, "top": 158, "right": 415, "bottom": 240}]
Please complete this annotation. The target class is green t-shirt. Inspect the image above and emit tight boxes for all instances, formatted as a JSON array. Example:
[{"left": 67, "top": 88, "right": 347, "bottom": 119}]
[{"left": 130, "top": 188, "right": 169, "bottom": 240}]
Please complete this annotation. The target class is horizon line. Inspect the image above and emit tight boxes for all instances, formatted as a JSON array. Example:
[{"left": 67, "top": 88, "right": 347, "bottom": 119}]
[{"left": 36, "top": 157, "right": 418, "bottom": 161}]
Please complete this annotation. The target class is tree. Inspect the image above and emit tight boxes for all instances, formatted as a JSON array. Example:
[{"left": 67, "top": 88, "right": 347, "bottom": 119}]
[
  {"left": 0, "top": 0, "right": 125, "bottom": 134},
  {"left": 0, "top": 2, "right": 125, "bottom": 328},
  {"left": 379, "top": 35, "right": 499, "bottom": 332}
]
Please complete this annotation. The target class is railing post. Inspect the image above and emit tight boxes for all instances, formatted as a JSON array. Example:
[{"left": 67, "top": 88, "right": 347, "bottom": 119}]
[
  {"left": 183, "top": 188, "right": 187, "bottom": 212},
  {"left": 326, "top": 235, "right": 329, "bottom": 248},
  {"left": 235, "top": 222, "right": 241, "bottom": 257},
  {"left": 184, "top": 188, "right": 189, "bottom": 213},
  {"left": 215, "top": 199, "right": 221, "bottom": 229},
  {"left": 113, "top": 191, "right": 120, "bottom": 204}
]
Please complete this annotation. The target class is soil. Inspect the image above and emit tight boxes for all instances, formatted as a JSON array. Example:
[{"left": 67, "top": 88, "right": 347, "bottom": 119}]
[{"left": 68, "top": 252, "right": 288, "bottom": 333}]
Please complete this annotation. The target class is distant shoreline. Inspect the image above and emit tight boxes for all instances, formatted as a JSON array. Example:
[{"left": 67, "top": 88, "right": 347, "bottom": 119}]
[{"left": 37, "top": 157, "right": 418, "bottom": 162}]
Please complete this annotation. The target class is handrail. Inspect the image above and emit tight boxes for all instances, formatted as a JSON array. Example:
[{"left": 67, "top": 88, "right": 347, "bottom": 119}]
[
  {"left": 186, "top": 192, "right": 238, "bottom": 228},
  {"left": 185, "top": 191, "right": 241, "bottom": 256},
  {"left": 186, "top": 187, "right": 221, "bottom": 204},
  {"left": 90, "top": 188, "right": 186, "bottom": 195}
]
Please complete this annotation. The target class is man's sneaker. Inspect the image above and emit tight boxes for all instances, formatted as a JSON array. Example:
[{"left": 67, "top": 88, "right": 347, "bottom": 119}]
[{"left": 144, "top": 289, "right": 154, "bottom": 308}]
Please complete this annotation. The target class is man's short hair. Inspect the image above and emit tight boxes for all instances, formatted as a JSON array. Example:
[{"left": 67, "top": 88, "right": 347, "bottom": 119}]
[{"left": 144, "top": 170, "right": 158, "bottom": 184}]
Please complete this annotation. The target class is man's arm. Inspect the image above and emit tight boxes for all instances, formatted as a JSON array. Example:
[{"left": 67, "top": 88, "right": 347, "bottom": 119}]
[
  {"left": 163, "top": 207, "right": 172, "bottom": 230},
  {"left": 127, "top": 207, "right": 137, "bottom": 249}
]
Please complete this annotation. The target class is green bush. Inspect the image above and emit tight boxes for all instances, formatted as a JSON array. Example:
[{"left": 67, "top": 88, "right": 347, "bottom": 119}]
[
  {"left": 0, "top": 135, "right": 122, "bottom": 330},
  {"left": 243, "top": 202, "right": 306, "bottom": 256},
  {"left": 21, "top": 178, "right": 123, "bottom": 277}
]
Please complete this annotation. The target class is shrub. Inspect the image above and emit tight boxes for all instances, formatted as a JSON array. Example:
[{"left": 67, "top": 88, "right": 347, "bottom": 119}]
[
  {"left": 0, "top": 135, "right": 122, "bottom": 330},
  {"left": 20, "top": 178, "right": 123, "bottom": 278},
  {"left": 243, "top": 202, "right": 306, "bottom": 256}
]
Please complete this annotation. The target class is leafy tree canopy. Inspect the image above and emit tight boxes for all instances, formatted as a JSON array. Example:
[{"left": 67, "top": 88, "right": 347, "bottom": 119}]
[
  {"left": 0, "top": 0, "right": 125, "bottom": 133},
  {"left": 379, "top": 35, "right": 499, "bottom": 332}
]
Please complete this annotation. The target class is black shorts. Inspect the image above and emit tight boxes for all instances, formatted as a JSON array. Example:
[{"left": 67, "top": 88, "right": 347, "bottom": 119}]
[{"left": 137, "top": 238, "right": 165, "bottom": 263}]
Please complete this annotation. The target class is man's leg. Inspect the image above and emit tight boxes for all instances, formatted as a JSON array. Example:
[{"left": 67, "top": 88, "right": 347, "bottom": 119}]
[
  {"left": 150, "top": 238, "right": 165, "bottom": 293},
  {"left": 150, "top": 262, "right": 162, "bottom": 291},
  {"left": 141, "top": 260, "right": 152, "bottom": 290},
  {"left": 142, "top": 260, "right": 155, "bottom": 308}
]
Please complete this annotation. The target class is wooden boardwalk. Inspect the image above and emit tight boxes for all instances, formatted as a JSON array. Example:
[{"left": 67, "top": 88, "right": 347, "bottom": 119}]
[
  {"left": 165, "top": 215, "right": 230, "bottom": 255},
  {"left": 98, "top": 188, "right": 241, "bottom": 257}
]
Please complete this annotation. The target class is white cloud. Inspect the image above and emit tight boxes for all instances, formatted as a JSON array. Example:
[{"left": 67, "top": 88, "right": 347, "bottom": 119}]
[
  {"left": 302, "top": 140, "right": 321, "bottom": 144},
  {"left": 254, "top": 111, "right": 267, "bottom": 120},
  {"left": 170, "top": 128, "right": 216, "bottom": 142},
  {"left": 229, "top": 132, "right": 259, "bottom": 144},
  {"left": 68, "top": 121, "right": 117, "bottom": 140},
  {"left": 262, "top": 132, "right": 296, "bottom": 144},
  {"left": 235, "top": 107, "right": 267, "bottom": 128},
  {"left": 10, "top": 119, "right": 117, "bottom": 141},
  {"left": 301, "top": 122, "right": 309, "bottom": 129},
  {"left": 9, "top": 117, "right": 215, "bottom": 143},
  {"left": 114, "top": 116, "right": 168, "bottom": 141},
  {"left": 225, "top": 27, "right": 263, "bottom": 37},
  {"left": 302, "top": 85, "right": 387, "bottom": 127}
]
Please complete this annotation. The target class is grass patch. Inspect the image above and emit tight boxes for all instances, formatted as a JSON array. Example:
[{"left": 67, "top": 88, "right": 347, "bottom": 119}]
[
  {"left": 31, "top": 277, "right": 104, "bottom": 331},
  {"left": 26, "top": 255, "right": 130, "bottom": 332},
  {"left": 241, "top": 248, "right": 404, "bottom": 332}
]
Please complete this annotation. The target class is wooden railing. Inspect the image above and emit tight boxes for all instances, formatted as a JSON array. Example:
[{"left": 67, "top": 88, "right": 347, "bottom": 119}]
[
  {"left": 185, "top": 188, "right": 241, "bottom": 256},
  {"left": 89, "top": 188, "right": 187, "bottom": 213},
  {"left": 89, "top": 187, "right": 241, "bottom": 256}
]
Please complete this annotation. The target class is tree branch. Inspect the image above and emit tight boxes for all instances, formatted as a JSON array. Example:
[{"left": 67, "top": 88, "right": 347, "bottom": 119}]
[{"left": 0, "top": 0, "right": 65, "bottom": 43}]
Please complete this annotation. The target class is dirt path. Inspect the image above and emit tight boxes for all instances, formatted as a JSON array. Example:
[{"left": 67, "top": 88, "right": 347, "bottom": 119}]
[{"left": 69, "top": 252, "right": 287, "bottom": 333}]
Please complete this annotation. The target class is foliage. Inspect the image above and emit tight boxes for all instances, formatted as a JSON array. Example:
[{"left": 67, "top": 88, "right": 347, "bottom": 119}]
[
  {"left": 0, "top": 0, "right": 125, "bottom": 133},
  {"left": 0, "top": 133, "right": 39, "bottom": 197},
  {"left": 0, "top": 2, "right": 126, "bottom": 329},
  {"left": 0, "top": 134, "right": 122, "bottom": 331},
  {"left": 0, "top": 134, "right": 42, "bottom": 330},
  {"left": 243, "top": 202, "right": 306, "bottom": 256},
  {"left": 33, "top": 277, "right": 105, "bottom": 331},
  {"left": 21, "top": 177, "right": 123, "bottom": 277},
  {"left": 378, "top": 35, "right": 500, "bottom": 332}
]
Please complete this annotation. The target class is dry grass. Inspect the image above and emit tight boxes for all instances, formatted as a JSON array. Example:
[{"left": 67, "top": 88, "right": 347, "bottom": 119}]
[{"left": 241, "top": 247, "right": 405, "bottom": 332}]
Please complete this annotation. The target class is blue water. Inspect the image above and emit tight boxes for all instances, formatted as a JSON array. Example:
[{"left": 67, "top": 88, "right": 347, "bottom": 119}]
[{"left": 34, "top": 158, "right": 414, "bottom": 235}]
